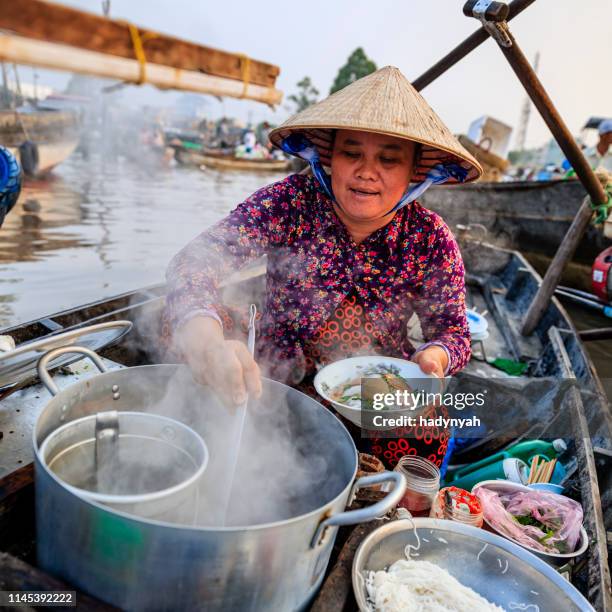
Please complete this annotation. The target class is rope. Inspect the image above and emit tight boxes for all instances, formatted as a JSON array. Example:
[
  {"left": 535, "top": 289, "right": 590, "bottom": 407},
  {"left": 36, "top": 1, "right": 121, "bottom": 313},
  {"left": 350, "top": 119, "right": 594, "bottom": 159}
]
[
  {"left": 14, "top": 109, "right": 30, "bottom": 142},
  {"left": 590, "top": 184, "right": 612, "bottom": 225},
  {"left": 124, "top": 22, "right": 158, "bottom": 85},
  {"left": 238, "top": 54, "right": 251, "bottom": 98}
]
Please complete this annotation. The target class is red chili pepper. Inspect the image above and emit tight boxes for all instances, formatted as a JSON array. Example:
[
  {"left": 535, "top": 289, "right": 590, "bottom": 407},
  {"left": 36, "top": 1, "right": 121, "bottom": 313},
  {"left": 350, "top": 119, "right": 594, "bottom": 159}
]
[{"left": 445, "top": 486, "right": 482, "bottom": 515}]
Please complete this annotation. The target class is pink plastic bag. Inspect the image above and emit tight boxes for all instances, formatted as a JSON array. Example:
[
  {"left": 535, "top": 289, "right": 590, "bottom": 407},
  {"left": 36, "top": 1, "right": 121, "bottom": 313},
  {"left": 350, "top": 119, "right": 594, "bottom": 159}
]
[{"left": 475, "top": 487, "right": 583, "bottom": 553}]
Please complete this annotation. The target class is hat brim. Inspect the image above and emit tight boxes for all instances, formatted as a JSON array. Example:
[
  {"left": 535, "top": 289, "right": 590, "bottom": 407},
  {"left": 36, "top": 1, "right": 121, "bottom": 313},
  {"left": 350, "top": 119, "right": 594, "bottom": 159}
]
[{"left": 269, "top": 125, "right": 482, "bottom": 184}]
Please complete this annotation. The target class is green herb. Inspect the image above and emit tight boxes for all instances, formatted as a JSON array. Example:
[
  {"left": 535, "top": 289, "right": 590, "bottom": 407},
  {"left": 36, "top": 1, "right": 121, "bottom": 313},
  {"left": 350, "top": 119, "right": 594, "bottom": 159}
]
[
  {"left": 539, "top": 529, "right": 555, "bottom": 544},
  {"left": 515, "top": 515, "right": 545, "bottom": 528}
]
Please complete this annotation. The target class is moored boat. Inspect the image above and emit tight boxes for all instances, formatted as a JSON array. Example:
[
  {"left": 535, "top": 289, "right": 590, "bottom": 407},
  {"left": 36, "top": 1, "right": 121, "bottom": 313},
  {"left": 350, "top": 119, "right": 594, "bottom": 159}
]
[
  {"left": 422, "top": 178, "right": 611, "bottom": 264},
  {"left": 0, "top": 109, "right": 80, "bottom": 176},
  {"left": 422, "top": 178, "right": 612, "bottom": 292},
  {"left": 198, "top": 153, "right": 292, "bottom": 172}
]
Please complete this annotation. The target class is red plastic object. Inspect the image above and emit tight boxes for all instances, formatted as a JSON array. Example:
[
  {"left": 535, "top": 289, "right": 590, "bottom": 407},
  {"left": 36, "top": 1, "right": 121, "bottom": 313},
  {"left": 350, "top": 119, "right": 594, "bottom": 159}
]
[{"left": 592, "top": 247, "right": 612, "bottom": 302}]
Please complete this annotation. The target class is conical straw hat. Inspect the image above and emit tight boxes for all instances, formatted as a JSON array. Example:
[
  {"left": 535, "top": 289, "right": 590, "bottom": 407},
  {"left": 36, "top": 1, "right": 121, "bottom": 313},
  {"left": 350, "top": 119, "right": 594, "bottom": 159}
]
[{"left": 270, "top": 66, "right": 482, "bottom": 184}]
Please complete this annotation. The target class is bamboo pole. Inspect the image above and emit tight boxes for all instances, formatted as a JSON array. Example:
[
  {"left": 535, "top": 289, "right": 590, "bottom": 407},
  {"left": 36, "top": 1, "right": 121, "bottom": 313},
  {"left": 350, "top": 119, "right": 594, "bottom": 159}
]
[
  {"left": 412, "top": 0, "right": 537, "bottom": 92},
  {"left": 0, "top": 33, "right": 282, "bottom": 106},
  {"left": 0, "top": 0, "right": 280, "bottom": 89},
  {"left": 462, "top": 4, "right": 608, "bottom": 336}
]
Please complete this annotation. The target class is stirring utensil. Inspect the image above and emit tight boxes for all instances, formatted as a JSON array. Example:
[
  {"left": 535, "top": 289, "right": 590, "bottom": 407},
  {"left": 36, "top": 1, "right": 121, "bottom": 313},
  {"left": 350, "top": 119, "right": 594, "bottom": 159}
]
[{"left": 221, "top": 303, "right": 257, "bottom": 524}]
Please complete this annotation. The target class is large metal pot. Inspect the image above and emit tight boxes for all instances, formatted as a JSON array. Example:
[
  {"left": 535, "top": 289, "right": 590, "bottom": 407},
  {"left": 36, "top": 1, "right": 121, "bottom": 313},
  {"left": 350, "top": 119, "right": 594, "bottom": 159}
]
[{"left": 34, "top": 345, "right": 405, "bottom": 611}]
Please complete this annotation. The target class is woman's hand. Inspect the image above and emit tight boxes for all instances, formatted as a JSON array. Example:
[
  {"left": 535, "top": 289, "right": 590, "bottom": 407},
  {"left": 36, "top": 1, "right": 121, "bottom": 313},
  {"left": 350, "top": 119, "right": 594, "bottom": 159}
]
[
  {"left": 177, "top": 316, "right": 262, "bottom": 408},
  {"left": 412, "top": 346, "right": 448, "bottom": 378}
]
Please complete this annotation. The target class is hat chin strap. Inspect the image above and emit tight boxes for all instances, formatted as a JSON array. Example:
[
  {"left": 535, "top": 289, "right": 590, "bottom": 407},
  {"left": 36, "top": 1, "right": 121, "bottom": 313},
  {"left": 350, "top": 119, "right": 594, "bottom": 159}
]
[
  {"left": 281, "top": 135, "right": 468, "bottom": 219},
  {"left": 281, "top": 134, "right": 335, "bottom": 201},
  {"left": 383, "top": 163, "right": 469, "bottom": 216}
]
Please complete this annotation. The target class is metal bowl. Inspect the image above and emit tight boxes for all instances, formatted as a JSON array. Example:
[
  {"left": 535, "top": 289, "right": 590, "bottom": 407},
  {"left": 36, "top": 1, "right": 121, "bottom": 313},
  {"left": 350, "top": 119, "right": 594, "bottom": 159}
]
[
  {"left": 352, "top": 518, "right": 594, "bottom": 611},
  {"left": 473, "top": 480, "right": 589, "bottom": 566}
]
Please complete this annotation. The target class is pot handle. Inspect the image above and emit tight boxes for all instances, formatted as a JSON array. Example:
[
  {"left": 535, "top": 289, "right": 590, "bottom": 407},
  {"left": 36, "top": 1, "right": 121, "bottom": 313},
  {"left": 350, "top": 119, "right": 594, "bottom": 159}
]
[
  {"left": 310, "top": 470, "right": 406, "bottom": 548},
  {"left": 37, "top": 345, "right": 108, "bottom": 396}
]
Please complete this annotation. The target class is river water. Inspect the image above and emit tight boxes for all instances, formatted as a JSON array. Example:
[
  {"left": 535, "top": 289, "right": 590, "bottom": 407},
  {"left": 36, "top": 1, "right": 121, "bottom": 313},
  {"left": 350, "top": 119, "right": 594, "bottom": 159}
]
[
  {"left": 1, "top": 152, "right": 610, "bottom": 381},
  {"left": 0, "top": 153, "right": 285, "bottom": 327}
]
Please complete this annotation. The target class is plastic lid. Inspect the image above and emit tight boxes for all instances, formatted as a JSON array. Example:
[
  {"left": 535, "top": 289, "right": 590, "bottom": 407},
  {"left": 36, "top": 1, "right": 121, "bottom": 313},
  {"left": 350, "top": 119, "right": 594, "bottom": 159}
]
[
  {"left": 466, "top": 309, "right": 489, "bottom": 338},
  {"left": 503, "top": 457, "right": 528, "bottom": 484}
]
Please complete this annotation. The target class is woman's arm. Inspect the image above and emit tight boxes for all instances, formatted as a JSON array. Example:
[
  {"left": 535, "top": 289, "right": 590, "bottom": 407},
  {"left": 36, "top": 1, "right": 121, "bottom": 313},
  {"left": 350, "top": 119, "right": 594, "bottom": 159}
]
[
  {"left": 412, "top": 223, "right": 471, "bottom": 376},
  {"left": 164, "top": 177, "right": 296, "bottom": 334},
  {"left": 163, "top": 176, "right": 301, "bottom": 404}
]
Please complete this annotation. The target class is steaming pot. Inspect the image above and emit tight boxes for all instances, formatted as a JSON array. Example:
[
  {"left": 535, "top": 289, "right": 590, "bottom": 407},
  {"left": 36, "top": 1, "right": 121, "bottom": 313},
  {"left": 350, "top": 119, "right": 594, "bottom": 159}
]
[{"left": 34, "top": 345, "right": 405, "bottom": 611}]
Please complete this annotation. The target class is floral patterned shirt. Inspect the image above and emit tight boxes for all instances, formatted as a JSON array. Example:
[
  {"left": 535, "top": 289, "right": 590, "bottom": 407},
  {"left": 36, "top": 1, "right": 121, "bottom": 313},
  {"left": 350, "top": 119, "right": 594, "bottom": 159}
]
[{"left": 164, "top": 173, "right": 470, "bottom": 378}]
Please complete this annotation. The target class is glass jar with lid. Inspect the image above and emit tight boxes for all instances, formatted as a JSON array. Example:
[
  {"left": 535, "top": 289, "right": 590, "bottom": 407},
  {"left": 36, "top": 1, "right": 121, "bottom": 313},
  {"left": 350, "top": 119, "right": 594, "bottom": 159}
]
[
  {"left": 394, "top": 456, "right": 440, "bottom": 517},
  {"left": 430, "top": 486, "right": 484, "bottom": 527}
]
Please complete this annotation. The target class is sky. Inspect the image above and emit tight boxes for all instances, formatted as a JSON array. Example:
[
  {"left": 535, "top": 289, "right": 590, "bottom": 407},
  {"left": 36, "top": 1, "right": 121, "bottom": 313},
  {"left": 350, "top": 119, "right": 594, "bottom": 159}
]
[{"left": 14, "top": 0, "right": 612, "bottom": 149}]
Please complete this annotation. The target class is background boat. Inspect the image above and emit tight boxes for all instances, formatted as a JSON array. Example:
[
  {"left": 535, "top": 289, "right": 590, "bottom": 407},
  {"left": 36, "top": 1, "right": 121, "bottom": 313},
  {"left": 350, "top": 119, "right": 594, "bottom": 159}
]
[
  {"left": 0, "top": 109, "right": 80, "bottom": 176},
  {"left": 422, "top": 179, "right": 610, "bottom": 263},
  {"left": 422, "top": 178, "right": 612, "bottom": 290},
  {"left": 198, "top": 153, "right": 291, "bottom": 172}
]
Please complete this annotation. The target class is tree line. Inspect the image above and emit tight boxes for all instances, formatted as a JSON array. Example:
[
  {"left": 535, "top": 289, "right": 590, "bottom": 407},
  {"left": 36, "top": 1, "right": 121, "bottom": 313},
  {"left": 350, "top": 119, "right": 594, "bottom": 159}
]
[{"left": 287, "top": 47, "right": 377, "bottom": 113}]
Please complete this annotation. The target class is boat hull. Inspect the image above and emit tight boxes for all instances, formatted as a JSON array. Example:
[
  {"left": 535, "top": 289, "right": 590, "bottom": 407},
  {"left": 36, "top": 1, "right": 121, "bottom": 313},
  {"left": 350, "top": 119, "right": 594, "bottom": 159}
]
[
  {"left": 421, "top": 179, "right": 611, "bottom": 264},
  {"left": 198, "top": 153, "right": 291, "bottom": 172},
  {"left": 0, "top": 110, "right": 80, "bottom": 175}
]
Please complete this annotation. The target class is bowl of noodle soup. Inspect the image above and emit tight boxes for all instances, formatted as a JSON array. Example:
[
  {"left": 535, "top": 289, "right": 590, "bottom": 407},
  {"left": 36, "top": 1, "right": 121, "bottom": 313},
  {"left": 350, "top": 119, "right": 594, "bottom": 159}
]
[{"left": 314, "top": 356, "right": 440, "bottom": 429}]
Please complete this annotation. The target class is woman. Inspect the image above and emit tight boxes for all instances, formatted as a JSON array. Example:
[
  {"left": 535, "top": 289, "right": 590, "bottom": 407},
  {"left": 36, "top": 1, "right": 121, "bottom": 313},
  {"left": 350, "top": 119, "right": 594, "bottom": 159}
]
[{"left": 163, "top": 66, "right": 482, "bottom": 467}]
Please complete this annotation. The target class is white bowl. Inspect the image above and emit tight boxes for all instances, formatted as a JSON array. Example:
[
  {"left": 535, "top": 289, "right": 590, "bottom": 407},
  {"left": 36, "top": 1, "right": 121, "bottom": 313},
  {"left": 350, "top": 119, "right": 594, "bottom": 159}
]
[
  {"left": 472, "top": 480, "right": 588, "bottom": 566},
  {"left": 313, "top": 355, "right": 440, "bottom": 429}
]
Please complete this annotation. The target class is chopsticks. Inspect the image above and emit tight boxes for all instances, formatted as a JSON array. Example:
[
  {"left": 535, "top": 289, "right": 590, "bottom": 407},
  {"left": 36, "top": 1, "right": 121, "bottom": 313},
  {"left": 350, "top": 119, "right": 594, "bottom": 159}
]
[{"left": 527, "top": 456, "right": 557, "bottom": 484}]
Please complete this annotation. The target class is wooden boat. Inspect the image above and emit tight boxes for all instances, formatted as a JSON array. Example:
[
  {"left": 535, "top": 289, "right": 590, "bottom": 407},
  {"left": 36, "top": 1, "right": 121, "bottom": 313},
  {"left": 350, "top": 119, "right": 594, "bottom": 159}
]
[
  {"left": 0, "top": 109, "right": 80, "bottom": 176},
  {"left": 422, "top": 179, "right": 612, "bottom": 292},
  {"left": 173, "top": 145, "right": 234, "bottom": 167},
  {"left": 422, "top": 178, "right": 611, "bottom": 265},
  {"left": 199, "top": 153, "right": 292, "bottom": 172},
  {"left": 0, "top": 242, "right": 610, "bottom": 610}
]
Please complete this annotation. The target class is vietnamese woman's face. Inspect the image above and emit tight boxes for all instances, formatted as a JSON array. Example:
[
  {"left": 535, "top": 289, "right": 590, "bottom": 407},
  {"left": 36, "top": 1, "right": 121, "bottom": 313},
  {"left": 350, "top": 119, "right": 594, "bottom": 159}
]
[{"left": 330, "top": 129, "right": 416, "bottom": 222}]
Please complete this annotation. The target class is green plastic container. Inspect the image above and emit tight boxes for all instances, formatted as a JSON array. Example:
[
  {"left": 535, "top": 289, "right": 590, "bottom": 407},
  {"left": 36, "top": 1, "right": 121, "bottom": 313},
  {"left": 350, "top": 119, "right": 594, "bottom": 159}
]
[{"left": 447, "top": 439, "right": 566, "bottom": 483}]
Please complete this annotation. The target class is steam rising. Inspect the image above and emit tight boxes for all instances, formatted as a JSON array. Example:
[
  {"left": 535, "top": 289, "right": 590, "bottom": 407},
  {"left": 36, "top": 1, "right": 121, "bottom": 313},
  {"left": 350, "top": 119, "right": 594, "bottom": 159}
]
[
  {"left": 146, "top": 367, "right": 348, "bottom": 527},
  {"left": 109, "top": 280, "right": 356, "bottom": 527}
]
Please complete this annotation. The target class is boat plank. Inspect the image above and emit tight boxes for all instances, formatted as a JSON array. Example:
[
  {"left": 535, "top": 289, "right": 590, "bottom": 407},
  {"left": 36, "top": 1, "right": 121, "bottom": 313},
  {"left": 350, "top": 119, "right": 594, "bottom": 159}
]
[
  {"left": 548, "top": 326, "right": 611, "bottom": 611},
  {"left": 0, "top": 552, "right": 117, "bottom": 610},
  {"left": 311, "top": 520, "right": 385, "bottom": 612}
]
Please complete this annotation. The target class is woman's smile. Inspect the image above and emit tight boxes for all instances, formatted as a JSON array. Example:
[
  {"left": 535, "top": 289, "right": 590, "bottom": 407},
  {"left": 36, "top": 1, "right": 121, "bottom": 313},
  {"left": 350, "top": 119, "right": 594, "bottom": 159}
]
[{"left": 348, "top": 186, "right": 381, "bottom": 200}]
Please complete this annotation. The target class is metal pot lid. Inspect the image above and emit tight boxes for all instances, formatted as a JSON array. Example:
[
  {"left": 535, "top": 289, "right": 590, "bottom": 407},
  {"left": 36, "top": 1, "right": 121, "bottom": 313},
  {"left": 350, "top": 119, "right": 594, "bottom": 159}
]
[
  {"left": 40, "top": 411, "right": 208, "bottom": 502},
  {"left": 0, "top": 320, "right": 132, "bottom": 390}
]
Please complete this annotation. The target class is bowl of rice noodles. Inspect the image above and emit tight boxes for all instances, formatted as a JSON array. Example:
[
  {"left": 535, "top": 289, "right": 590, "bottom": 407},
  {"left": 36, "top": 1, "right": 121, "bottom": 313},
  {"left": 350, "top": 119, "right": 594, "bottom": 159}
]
[{"left": 352, "top": 517, "right": 594, "bottom": 612}]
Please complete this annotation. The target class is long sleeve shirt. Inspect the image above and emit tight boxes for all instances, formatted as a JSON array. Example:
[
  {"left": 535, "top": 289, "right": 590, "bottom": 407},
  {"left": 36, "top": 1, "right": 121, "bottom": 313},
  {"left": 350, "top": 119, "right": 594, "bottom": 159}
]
[{"left": 164, "top": 173, "right": 471, "bottom": 378}]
